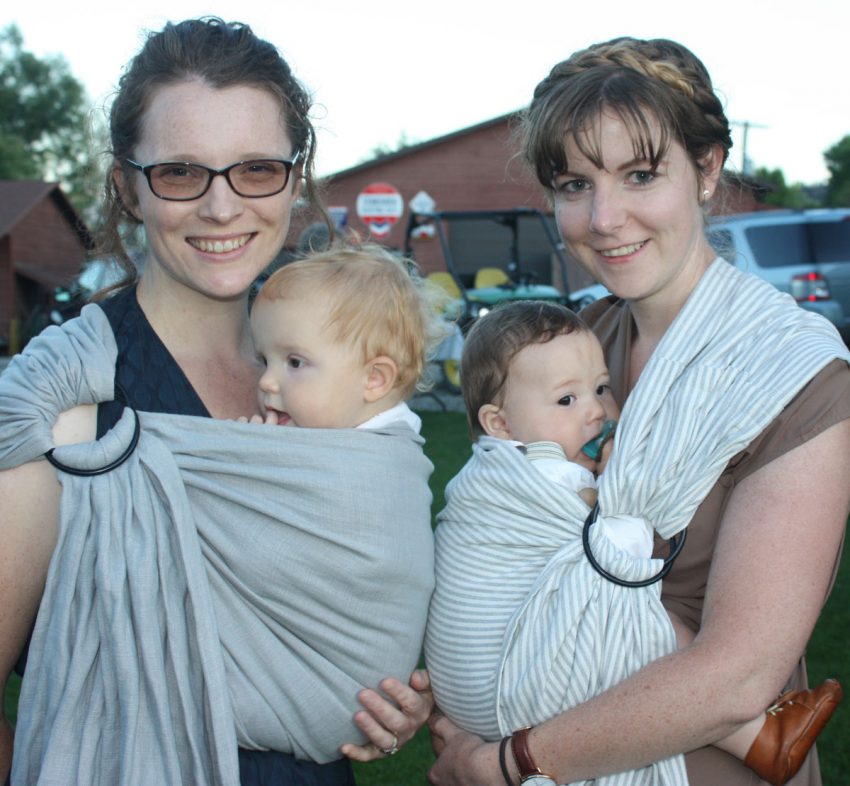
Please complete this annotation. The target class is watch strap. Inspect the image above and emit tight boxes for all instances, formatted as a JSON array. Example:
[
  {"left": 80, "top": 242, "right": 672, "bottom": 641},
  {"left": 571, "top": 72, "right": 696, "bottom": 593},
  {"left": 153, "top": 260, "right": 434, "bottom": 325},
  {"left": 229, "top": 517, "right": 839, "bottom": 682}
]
[{"left": 511, "top": 726, "right": 556, "bottom": 781}]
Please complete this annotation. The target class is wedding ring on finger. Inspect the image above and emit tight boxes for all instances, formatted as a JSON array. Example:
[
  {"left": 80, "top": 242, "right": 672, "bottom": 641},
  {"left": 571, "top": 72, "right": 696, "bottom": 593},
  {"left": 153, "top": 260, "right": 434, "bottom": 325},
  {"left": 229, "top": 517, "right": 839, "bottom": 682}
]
[{"left": 379, "top": 733, "right": 399, "bottom": 756}]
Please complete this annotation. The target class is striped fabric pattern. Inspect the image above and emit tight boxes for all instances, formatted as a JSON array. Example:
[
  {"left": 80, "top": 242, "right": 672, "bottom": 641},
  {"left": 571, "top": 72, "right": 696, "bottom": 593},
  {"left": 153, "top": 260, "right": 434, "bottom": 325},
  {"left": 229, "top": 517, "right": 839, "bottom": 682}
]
[
  {"left": 425, "top": 259, "right": 849, "bottom": 785},
  {"left": 601, "top": 259, "right": 850, "bottom": 541}
]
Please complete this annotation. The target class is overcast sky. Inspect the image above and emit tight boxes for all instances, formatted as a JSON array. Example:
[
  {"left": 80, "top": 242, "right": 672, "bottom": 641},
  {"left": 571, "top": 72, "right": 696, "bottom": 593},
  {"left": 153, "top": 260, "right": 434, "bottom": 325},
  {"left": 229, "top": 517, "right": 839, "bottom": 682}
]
[{"left": 8, "top": 0, "right": 848, "bottom": 184}]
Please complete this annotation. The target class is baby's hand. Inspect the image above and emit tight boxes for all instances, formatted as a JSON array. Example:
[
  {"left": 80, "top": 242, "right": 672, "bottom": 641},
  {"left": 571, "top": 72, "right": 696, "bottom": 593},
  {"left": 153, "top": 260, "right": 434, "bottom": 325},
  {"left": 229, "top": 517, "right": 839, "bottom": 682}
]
[
  {"left": 597, "top": 437, "right": 614, "bottom": 475},
  {"left": 579, "top": 486, "right": 598, "bottom": 507},
  {"left": 236, "top": 412, "right": 280, "bottom": 425}
]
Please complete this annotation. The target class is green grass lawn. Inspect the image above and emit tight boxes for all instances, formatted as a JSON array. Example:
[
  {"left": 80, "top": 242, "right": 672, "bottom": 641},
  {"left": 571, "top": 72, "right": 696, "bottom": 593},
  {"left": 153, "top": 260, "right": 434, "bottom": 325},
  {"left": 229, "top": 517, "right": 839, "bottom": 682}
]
[
  {"left": 3, "top": 673, "right": 19, "bottom": 727},
  {"left": 5, "top": 411, "right": 848, "bottom": 784}
]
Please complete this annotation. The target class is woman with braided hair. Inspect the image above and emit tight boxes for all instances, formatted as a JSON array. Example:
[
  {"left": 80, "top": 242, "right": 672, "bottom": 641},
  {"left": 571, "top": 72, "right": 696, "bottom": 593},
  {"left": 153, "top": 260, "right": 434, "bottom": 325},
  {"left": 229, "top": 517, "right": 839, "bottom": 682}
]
[{"left": 426, "top": 37, "right": 850, "bottom": 786}]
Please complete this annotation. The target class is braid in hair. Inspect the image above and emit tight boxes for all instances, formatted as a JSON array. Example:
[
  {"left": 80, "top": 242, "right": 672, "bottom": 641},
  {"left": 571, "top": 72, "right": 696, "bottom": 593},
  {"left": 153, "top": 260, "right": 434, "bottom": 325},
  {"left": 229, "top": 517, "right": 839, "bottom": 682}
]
[
  {"left": 576, "top": 39, "right": 697, "bottom": 100},
  {"left": 521, "top": 36, "right": 732, "bottom": 191}
]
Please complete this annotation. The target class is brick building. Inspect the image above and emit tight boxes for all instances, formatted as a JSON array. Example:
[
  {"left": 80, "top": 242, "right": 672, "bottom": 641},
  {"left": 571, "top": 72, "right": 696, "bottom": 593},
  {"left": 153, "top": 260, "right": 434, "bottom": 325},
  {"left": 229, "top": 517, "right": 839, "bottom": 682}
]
[
  {"left": 295, "top": 112, "right": 767, "bottom": 292},
  {"left": 0, "top": 181, "right": 93, "bottom": 351},
  {"left": 292, "top": 113, "right": 579, "bottom": 284}
]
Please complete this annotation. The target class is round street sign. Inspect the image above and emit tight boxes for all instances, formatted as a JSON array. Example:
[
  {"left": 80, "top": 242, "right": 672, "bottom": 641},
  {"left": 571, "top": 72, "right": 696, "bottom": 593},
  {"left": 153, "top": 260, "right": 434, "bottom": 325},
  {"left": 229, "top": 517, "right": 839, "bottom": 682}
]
[{"left": 356, "top": 182, "right": 404, "bottom": 239}]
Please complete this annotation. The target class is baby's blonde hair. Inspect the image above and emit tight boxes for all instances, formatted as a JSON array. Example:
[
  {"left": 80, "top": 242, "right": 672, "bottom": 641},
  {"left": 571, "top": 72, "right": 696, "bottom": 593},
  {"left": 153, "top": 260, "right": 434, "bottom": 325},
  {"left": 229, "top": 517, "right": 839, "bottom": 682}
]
[{"left": 256, "top": 243, "right": 450, "bottom": 398}]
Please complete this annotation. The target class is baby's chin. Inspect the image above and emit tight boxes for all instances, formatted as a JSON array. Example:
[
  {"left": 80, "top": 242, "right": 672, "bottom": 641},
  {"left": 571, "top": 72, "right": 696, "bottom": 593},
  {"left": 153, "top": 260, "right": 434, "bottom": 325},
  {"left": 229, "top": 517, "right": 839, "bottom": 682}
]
[{"left": 572, "top": 453, "right": 598, "bottom": 473}]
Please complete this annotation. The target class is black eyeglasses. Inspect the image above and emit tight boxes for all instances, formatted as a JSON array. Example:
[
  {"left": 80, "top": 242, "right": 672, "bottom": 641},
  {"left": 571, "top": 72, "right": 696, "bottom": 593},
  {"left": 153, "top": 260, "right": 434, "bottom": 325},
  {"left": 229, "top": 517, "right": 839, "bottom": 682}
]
[{"left": 125, "top": 153, "right": 300, "bottom": 201}]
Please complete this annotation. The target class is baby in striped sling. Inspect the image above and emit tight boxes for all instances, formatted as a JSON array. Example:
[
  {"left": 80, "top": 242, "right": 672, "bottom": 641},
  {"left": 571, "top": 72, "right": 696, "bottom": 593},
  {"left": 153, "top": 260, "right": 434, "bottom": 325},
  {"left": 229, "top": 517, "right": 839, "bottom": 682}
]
[{"left": 426, "top": 300, "right": 840, "bottom": 786}]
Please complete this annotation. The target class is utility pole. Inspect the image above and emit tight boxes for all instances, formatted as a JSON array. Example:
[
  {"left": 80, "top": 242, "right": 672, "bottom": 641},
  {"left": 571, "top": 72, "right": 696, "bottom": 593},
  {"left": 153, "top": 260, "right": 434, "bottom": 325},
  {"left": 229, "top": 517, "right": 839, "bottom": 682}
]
[{"left": 731, "top": 120, "right": 768, "bottom": 175}]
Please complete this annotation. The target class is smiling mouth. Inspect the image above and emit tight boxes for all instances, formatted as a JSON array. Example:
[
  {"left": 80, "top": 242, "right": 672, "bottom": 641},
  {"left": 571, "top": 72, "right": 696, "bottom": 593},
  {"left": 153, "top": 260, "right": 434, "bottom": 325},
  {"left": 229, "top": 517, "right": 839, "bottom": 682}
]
[
  {"left": 600, "top": 241, "right": 646, "bottom": 258},
  {"left": 188, "top": 234, "right": 253, "bottom": 254}
]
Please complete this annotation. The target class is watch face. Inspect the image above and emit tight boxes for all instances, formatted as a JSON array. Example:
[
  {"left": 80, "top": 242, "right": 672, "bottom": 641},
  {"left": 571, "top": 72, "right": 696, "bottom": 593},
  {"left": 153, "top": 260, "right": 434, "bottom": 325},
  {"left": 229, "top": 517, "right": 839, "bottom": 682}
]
[{"left": 520, "top": 777, "right": 558, "bottom": 786}]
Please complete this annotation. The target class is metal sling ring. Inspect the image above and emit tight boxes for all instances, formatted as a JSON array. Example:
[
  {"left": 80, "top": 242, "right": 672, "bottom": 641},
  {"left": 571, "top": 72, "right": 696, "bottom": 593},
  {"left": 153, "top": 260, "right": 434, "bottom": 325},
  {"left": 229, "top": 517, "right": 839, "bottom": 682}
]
[
  {"left": 45, "top": 406, "right": 141, "bottom": 477},
  {"left": 581, "top": 502, "right": 688, "bottom": 588}
]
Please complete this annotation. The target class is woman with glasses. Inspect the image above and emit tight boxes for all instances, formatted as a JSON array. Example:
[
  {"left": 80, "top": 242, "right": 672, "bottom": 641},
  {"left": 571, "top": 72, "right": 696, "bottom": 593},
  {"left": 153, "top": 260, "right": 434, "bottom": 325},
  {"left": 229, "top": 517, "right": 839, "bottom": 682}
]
[{"left": 0, "top": 17, "right": 432, "bottom": 786}]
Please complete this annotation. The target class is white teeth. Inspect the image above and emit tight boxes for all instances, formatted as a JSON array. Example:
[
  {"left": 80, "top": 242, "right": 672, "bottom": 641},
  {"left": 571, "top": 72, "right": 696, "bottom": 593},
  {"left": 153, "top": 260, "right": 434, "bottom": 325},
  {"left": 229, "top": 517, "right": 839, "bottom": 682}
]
[
  {"left": 601, "top": 242, "right": 644, "bottom": 258},
  {"left": 191, "top": 235, "right": 250, "bottom": 253}
]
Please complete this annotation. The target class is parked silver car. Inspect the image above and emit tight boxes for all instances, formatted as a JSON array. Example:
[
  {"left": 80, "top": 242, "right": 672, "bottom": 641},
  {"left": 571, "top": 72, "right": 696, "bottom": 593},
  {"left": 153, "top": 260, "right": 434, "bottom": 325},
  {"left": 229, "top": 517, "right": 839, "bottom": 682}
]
[
  {"left": 707, "top": 209, "right": 850, "bottom": 341},
  {"left": 569, "top": 209, "right": 850, "bottom": 343}
]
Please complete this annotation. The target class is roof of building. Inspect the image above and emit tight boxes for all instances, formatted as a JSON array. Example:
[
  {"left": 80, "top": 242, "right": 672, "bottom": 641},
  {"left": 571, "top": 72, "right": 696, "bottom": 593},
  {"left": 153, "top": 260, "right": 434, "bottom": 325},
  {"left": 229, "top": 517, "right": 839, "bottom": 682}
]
[
  {"left": 325, "top": 112, "right": 518, "bottom": 180},
  {"left": 0, "top": 180, "right": 94, "bottom": 249}
]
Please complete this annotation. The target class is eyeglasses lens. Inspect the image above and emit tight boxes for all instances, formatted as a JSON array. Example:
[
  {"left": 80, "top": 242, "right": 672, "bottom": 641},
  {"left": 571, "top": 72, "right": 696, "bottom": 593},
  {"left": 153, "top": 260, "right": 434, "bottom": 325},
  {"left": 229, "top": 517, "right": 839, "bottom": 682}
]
[{"left": 150, "top": 160, "right": 291, "bottom": 199}]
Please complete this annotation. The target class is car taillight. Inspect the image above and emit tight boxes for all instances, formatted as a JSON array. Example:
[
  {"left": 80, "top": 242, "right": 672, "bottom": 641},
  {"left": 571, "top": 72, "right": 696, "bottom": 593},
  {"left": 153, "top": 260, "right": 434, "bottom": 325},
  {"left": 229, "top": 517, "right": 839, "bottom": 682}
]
[{"left": 790, "top": 272, "right": 831, "bottom": 302}]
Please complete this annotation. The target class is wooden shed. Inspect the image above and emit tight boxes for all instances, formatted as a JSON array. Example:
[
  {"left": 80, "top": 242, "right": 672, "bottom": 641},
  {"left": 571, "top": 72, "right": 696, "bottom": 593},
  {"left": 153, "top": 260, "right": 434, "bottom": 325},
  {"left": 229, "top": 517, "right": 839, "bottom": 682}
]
[{"left": 0, "top": 181, "right": 93, "bottom": 351}]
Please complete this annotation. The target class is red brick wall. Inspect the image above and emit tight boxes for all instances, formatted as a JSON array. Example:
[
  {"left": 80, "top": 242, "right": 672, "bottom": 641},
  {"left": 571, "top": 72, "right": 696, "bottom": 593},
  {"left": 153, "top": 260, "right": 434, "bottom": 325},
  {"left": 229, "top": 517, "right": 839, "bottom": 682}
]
[
  {"left": 712, "top": 178, "right": 764, "bottom": 215},
  {"left": 292, "top": 118, "right": 553, "bottom": 275}
]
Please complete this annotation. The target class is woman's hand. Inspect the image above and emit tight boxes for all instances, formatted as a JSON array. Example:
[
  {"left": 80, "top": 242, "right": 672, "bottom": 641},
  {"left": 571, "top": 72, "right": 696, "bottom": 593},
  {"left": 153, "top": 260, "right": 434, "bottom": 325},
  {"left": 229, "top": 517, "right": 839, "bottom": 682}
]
[
  {"left": 427, "top": 713, "right": 501, "bottom": 786},
  {"left": 340, "top": 669, "right": 434, "bottom": 762}
]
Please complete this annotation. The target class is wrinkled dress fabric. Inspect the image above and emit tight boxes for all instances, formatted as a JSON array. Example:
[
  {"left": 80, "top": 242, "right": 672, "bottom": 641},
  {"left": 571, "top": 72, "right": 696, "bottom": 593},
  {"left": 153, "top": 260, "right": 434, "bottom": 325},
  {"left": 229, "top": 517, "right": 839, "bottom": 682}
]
[
  {"left": 0, "top": 297, "right": 435, "bottom": 786},
  {"left": 426, "top": 260, "right": 849, "bottom": 786},
  {"left": 103, "top": 287, "right": 356, "bottom": 786}
]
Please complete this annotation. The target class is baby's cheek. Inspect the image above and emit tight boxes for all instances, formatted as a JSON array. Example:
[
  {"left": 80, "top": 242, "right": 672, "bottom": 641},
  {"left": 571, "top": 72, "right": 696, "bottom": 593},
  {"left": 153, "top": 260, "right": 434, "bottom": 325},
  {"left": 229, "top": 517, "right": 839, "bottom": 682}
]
[{"left": 603, "top": 397, "right": 621, "bottom": 422}]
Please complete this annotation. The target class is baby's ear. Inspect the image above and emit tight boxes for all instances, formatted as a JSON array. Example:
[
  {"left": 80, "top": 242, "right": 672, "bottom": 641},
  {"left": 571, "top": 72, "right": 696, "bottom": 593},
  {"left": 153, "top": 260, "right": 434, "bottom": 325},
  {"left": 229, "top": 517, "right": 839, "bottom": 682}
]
[
  {"left": 364, "top": 356, "right": 399, "bottom": 402},
  {"left": 478, "top": 403, "right": 511, "bottom": 439}
]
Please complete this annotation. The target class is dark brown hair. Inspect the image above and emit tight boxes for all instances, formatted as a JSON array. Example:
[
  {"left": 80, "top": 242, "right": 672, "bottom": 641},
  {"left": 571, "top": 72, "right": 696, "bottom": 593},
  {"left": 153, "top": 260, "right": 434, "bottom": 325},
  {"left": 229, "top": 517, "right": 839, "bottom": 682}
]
[
  {"left": 520, "top": 37, "right": 732, "bottom": 194},
  {"left": 461, "top": 300, "right": 588, "bottom": 438}
]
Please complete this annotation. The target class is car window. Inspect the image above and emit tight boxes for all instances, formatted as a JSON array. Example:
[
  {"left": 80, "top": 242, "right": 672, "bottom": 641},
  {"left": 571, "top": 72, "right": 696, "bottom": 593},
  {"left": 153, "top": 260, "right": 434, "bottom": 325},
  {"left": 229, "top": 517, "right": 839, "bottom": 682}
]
[
  {"left": 810, "top": 220, "right": 850, "bottom": 263},
  {"left": 744, "top": 223, "right": 812, "bottom": 268}
]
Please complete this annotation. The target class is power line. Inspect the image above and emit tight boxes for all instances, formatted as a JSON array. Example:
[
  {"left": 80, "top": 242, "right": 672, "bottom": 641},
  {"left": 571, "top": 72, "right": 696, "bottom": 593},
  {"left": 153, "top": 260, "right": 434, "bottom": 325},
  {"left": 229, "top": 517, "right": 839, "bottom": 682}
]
[{"left": 730, "top": 120, "right": 768, "bottom": 175}]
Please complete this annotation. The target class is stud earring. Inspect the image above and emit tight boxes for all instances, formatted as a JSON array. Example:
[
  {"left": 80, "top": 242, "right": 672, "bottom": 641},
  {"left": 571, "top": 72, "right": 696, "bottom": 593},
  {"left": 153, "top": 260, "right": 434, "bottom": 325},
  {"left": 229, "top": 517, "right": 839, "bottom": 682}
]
[{"left": 702, "top": 189, "right": 710, "bottom": 201}]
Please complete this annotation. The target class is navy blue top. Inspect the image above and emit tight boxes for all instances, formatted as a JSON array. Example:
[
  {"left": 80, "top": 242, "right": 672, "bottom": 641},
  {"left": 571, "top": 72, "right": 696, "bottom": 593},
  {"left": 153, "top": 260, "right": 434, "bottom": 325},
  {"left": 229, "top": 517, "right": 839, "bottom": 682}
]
[
  {"left": 14, "top": 287, "right": 355, "bottom": 786},
  {"left": 96, "top": 285, "right": 210, "bottom": 436}
]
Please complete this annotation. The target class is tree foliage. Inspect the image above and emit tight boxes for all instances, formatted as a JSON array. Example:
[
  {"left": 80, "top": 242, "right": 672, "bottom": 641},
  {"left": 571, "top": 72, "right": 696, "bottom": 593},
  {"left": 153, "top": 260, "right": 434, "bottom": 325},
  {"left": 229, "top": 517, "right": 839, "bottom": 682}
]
[
  {"left": 824, "top": 135, "right": 850, "bottom": 208},
  {"left": 752, "top": 166, "right": 820, "bottom": 209},
  {"left": 364, "top": 131, "right": 418, "bottom": 162},
  {"left": 0, "top": 24, "right": 103, "bottom": 215}
]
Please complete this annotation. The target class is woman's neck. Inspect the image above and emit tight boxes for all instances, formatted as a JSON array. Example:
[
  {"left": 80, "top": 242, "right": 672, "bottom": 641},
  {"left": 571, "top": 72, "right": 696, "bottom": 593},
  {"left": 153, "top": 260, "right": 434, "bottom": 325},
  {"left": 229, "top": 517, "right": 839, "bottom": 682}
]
[
  {"left": 627, "top": 250, "right": 716, "bottom": 388},
  {"left": 136, "top": 273, "right": 263, "bottom": 419},
  {"left": 136, "top": 274, "right": 252, "bottom": 356}
]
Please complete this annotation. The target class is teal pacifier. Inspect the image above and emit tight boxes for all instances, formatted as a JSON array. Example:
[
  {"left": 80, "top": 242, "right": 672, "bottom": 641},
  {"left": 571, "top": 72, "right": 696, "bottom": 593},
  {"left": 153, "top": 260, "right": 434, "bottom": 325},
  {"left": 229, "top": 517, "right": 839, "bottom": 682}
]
[{"left": 581, "top": 419, "right": 617, "bottom": 461}]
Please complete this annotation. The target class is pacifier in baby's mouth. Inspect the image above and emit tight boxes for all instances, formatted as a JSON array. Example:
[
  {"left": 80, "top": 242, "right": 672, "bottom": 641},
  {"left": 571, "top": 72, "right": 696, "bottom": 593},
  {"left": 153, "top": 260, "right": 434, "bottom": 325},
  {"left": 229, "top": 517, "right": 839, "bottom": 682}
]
[{"left": 581, "top": 419, "right": 617, "bottom": 461}]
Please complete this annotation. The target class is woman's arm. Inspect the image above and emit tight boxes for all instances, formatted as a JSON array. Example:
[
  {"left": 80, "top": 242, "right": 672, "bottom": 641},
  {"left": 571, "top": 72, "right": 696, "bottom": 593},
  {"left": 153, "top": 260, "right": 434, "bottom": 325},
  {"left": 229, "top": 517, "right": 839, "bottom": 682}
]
[
  {"left": 0, "top": 460, "right": 61, "bottom": 782},
  {"left": 0, "top": 405, "right": 96, "bottom": 782},
  {"left": 428, "top": 419, "right": 850, "bottom": 785}
]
